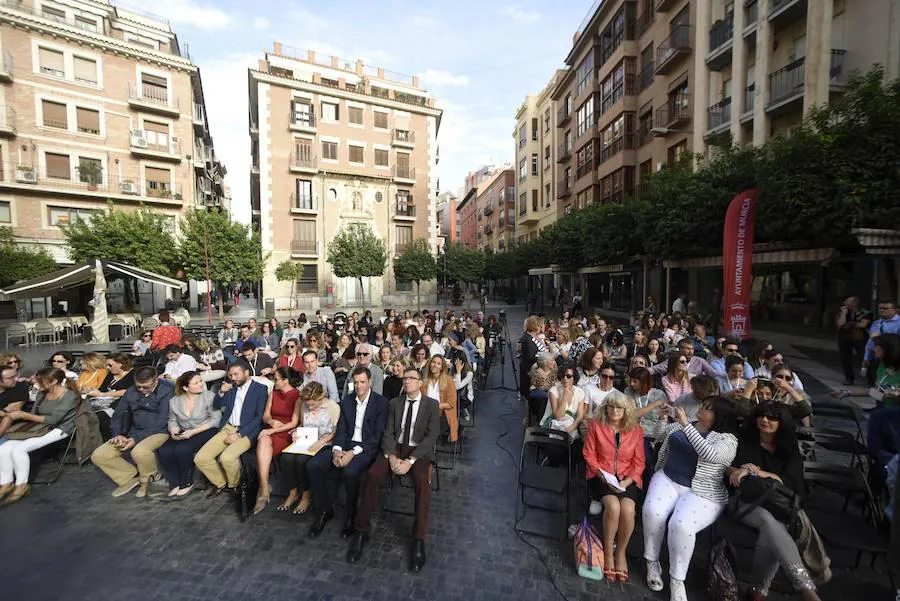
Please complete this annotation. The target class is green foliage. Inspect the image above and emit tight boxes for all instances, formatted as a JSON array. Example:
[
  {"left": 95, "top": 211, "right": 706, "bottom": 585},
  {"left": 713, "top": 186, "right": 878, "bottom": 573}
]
[
  {"left": 275, "top": 260, "right": 303, "bottom": 310},
  {"left": 61, "top": 204, "right": 178, "bottom": 275},
  {"left": 0, "top": 227, "right": 58, "bottom": 287},
  {"left": 179, "top": 209, "right": 266, "bottom": 286},
  {"left": 394, "top": 238, "right": 437, "bottom": 312},
  {"left": 326, "top": 222, "right": 388, "bottom": 280},
  {"left": 439, "top": 242, "right": 484, "bottom": 285}
]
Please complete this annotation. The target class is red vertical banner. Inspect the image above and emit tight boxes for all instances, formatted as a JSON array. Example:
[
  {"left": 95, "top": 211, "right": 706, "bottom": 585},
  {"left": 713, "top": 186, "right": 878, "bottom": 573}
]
[{"left": 722, "top": 189, "right": 759, "bottom": 340}]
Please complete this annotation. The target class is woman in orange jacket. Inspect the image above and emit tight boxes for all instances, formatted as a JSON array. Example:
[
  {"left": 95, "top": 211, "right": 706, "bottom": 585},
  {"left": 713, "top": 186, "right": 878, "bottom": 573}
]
[{"left": 582, "top": 394, "right": 646, "bottom": 582}]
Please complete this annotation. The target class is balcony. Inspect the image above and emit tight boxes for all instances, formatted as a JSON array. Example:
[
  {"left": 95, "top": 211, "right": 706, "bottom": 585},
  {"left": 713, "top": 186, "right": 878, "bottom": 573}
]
[
  {"left": 637, "top": 9, "right": 653, "bottom": 37},
  {"left": 636, "top": 121, "right": 653, "bottom": 147},
  {"left": 394, "top": 200, "right": 416, "bottom": 220},
  {"left": 193, "top": 143, "right": 207, "bottom": 170},
  {"left": 291, "top": 239, "right": 320, "bottom": 257},
  {"left": 392, "top": 164, "right": 416, "bottom": 184},
  {"left": 741, "top": 84, "right": 755, "bottom": 123},
  {"left": 289, "top": 152, "right": 318, "bottom": 174},
  {"left": 0, "top": 51, "right": 12, "bottom": 82},
  {"left": 392, "top": 129, "right": 415, "bottom": 147},
  {"left": 656, "top": 25, "right": 692, "bottom": 75},
  {"left": 556, "top": 143, "right": 571, "bottom": 163},
  {"left": 637, "top": 61, "right": 654, "bottom": 93},
  {"left": 656, "top": 0, "right": 679, "bottom": 12},
  {"left": 767, "top": 58, "right": 804, "bottom": 113},
  {"left": 288, "top": 109, "right": 316, "bottom": 132},
  {"left": 192, "top": 102, "right": 205, "bottom": 128},
  {"left": 394, "top": 243, "right": 411, "bottom": 254},
  {"left": 483, "top": 203, "right": 494, "bottom": 216},
  {"left": 557, "top": 105, "right": 571, "bottom": 126},
  {"left": 655, "top": 93, "right": 691, "bottom": 130},
  {"left": 290, "top": 192, "right": 318, "bottom": 214},
  {"left": 126, "top": 83, "right": 180, "bottom": 117},
  {"left": 706, "top": 97, "right": 732, "bottom": 136},
  {"left": 0, "top": 106, "right": 16, "bottom": 136},
  {"left": 706, "top": 15, "right": 733, "bottom": 70},
  {"left": 519, "top": 209, "right": 539, "bottom": 225},
  {"left": 484, "top": 223, "right": 493, "bottom": 235},
  {"left": 769, "top": 0, "right": 807, "bottom": 30},
  {"left": 129, "top": 130, "right": 182, "bottom": 162}
]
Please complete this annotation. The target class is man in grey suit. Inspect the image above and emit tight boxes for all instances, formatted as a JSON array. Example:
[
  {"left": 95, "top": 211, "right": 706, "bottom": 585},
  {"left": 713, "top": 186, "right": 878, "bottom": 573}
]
[{"left": 347, "top": 367, "right": 440, "bottom": 572}]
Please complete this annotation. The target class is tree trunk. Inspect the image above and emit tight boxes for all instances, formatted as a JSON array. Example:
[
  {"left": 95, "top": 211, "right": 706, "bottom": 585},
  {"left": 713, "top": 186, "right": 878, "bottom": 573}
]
[
  {"left": 218, "top": 284, "right": 226, "bottom": 320},
  {"left": 358, "top": 276, "right": 365, "bottom": 312},
  {"left": 290, "top": 279, "right": 296, "bottom": 312},
  {"left": 415, "top": 280, "right": 421, "bottom": 314}
]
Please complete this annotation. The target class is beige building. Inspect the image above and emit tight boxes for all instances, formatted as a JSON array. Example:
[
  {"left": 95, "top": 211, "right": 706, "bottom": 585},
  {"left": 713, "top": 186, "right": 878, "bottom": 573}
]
[
  {"left": 0, "top": 0, "right": 225, "bottom": 263},
  {"left": 513, "top": 69, "right": 566, "bottom": 242},
  {"left": 695, "top": 0, "right": 900, "bottom": 153},
  {"left": 248, "top": 43, "right": 442, "bottom": 310}
]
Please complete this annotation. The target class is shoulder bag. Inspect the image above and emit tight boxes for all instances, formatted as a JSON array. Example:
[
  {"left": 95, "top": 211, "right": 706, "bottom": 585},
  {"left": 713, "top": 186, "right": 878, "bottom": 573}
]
[{"left": 730, "top": 475, "right": 801, "bottom": 536}]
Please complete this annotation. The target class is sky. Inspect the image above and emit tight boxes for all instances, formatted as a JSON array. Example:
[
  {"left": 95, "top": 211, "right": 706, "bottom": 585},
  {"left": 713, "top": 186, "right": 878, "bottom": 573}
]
[{"left": 157, "top": 0, "right": 592, "bottom": 223}]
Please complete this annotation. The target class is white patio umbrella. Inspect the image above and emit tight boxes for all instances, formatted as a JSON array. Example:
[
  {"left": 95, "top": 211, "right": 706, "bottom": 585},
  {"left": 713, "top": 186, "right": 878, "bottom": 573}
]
[{"left": 89, "top": 259, "right": 109, "bottom": 344}]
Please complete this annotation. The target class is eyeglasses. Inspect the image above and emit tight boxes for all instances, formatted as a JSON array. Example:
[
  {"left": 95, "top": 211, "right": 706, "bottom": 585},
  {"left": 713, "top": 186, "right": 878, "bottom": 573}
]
[
  {"left": 774, "top": 374, "right": 791, "bottom": 381},
  {"left": 562, "top": 373, "right": 575, "bottom": 379},
  {"left": 356, "top": 352, "right": 369, "bottom": 357},
  {"left": 600, "top": 374, "right": 615, "bottom": 380},
  {"left": 142, "top": 334, "right": 152, "bottom": 339},
  {"left": 6, "top": 360, "right": 19, "bottom": 365},
  {"left": 51, "top": 359, "right": 67, "bottom": 364},
  {"left": 286, "top": 344, "right": 296, "bottom": 349},
  {"left": 760, "top": 413, "right": 781, "bottom": 422},
  {"left": 725, "top": 347, "right": 740, "bottom": 353},
  {"left": 678, "top": 359, "right": 689, "bottom": 365}
]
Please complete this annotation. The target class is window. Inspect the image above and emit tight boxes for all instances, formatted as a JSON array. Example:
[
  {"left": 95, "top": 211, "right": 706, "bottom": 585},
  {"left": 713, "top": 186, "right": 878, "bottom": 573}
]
[
  {"left": 518, "top": 157, "right": 527, "bottom": 181},
  {"left": 575, "top": 143, "right": 593, "bottom": 180},
  {"left": 143, "top": 121, "right": 169, "bottom": 151},
  {"left": 293, "top": 220, "right": 316, "bottom": 256},
  {"left": 140, "top": 73, "right": 168, "bottom": 104},
  {"left": 600, "top": 167, "right": 635, "bottom": 204},
  {"left": 73, "top": 56, "right": 97, "bottom": 84},
  {"left": 545, "top": 183, "right": 552, "bottom": 207},
  {"left": 49, "top": 206, "right": 93, "bottom": 226},
  {"left": 396, "top": 277, "right": 413, "bottom": 293},
  {"left": 0, "top": 201, "right": 9, "bottom": 223},
  {"left": 42, "top": 100, "right": 67, "bottom": 129},
  {"left": 544, "top": 109, "right": 551, "bottom": 132},
  {"left": 75, "top": 15, "right": 99, "bottom": 32},
  {"left": 322, "top": 141, "right": 338, "bottom": 161},
  {"left": 77, "top": 157, "right": 101, "bottom": 184},
  {"left": 601, "top": 58, "right": 636, "bottom": 115},
  {"left": 349, "top": 145, "right": 364, "bottom": 164},
  {"left": 531, "top": 117, "right": 538, "bottom": 140},
  {"left": 638, "top": 106, "right": 653, "bottom": 145},
  {"left": 295, "top": 180, "right": 313, "bottom": 209},
  {"left": 575, "top": 53, "right": 594, "bottom": 96},
  {"left": 600, "top": 7, "right": 633, "bottom": 64},
  {"left": 41, "top": 5, "right": 66, "bottom": 23},
  {"left": 531, "top": 189, "right": 538, "bottom": 212},
  {"left": 518, "top": 192, "right": 527, "bottom": 216},
  {"left": 76, "top": 107, "right": 100, "bottom": 134},
  {"left": 668, "top": 139, "right": 688, "bottom": 166},
  {"left": 518, "top": 123, "right": 526, "bottom": 148},
  {"left": 374, "top": 148, "right": 389, "bottom": 167},
  {"left": 292, "top": 101, "right": 313, "bottom": 126},
  {"left": 396, "top": 152, "right": 411, "bottom": 178},
  {"left": 321, "top": 101, "right": 339, "bottom": 121},
  {"left": 395, "top": 225, "right": 413, "bottom": 252},
  {"left": 296, "top": 264, "right": 318, "bottom": 293},
  {"left": 374, "top": 111, "right": 388, "bottom": 129},
  {"left": 576, "top": 96, "right": 595, "bottom": 138},
  {"left": 544, "top": 145, "right": 550, "bottom": 167},
  {"left": 38, "top": 47, "right": 64, "bottom": 78},
  {"left": 349, "top": 106, "right": 363, "bottom": 125},
  {"left": 600, "top": 113, "right": 635, "bottom": 163},
  {"left": 531, "top": 153, "right": 538, "bottom": 176},
  {"left": 45, "top": 153, "right": 70, "bottom": 179},
  {"left": 565, "top": 130, "right": 572, "bottom": 152},
  {"left": 145, "top": 166, "right": 172, "bottom": 196},
  {"left": 294, "top": 139, "right": 312, "bottom": 163}
]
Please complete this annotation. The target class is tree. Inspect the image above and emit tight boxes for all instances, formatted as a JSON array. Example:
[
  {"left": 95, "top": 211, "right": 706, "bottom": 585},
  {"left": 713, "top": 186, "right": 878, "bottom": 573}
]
[
  {"left": 179, "top": 209, "right": 266, "bottom": 318},
  {"left": 438, "top": 243, "right": 485, "bottom": 306},
  {"left": 274, "top": 260, "right": 302, "bottom": 310},
  {"left": 326, "top": 222, "right": 387, "bottom": 309},
  {"left": 0, "top": 227, "right": 58, "bottom": 287},
  {"left": 393, "top": 238, "right": 437, "bottom": 313},
  {"left": 61, "top": 204, "right": 178, "bottom": 308}
]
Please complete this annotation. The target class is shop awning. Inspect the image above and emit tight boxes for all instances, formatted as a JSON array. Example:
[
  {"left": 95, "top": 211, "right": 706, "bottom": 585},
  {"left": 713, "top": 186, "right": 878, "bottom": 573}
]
[
  {"left": 528, "top": 264, "right": 572, "bottom": 276},
  {"left": 0, "top": 260, "right": 185, "bottom": 298},
  {"left": 662, "top": 248, "right": 839, "bottom": 270},
  {"left": 577, "top": 264, "right": 625, "bottom": 274}
]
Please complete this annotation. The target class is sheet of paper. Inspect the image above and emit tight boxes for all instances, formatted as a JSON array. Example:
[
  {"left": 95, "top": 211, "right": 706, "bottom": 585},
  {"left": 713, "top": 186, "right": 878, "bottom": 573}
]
[
  {"left": 600, "top": 469, "right": 625, "bottom": 492},
  {"left": 282, "top": 426, "right": 319, "bottom": 455}
]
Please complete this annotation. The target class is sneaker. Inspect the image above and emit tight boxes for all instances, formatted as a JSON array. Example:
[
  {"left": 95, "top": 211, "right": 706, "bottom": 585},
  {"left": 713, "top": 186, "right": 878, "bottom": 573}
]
[
  {"left": 135, "top": 481, "right": 150, "bottom": 498},
  {"left": 112, "top": 478, "right": 140, "bottom": 498},
  {"left": 669, "top": 577, "right": 687, "bottom": 601},
  {"left": 646, "top": 560, "right": 663, "bottom": 592}
]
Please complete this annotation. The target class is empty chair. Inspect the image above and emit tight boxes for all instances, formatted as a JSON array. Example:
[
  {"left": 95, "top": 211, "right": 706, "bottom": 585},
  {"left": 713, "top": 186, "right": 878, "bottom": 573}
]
[
  {"left": 5, "top": 323, "right": 29, "bottom": 348},
  {"left": 33, "top": 320, "right": 59, "bottom": 345},
  {"left": 141, "top": 317, "right": 159, "bottom": 330},
  {"left": 515, "top": 427, "right": 572, "bottom": 540}
]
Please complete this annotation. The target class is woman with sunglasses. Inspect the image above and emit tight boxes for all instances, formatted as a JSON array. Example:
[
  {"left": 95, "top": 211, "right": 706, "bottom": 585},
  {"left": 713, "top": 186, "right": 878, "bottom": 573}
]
[
  {"left": 132, "top": 332, "right": 153, "bottom": 356},
  {"left": 770, "top": 365, "right": 813, "bottom": 426},
  {"left": 303, "top": 331, "right": 327, "bottom": 364},
  {"left": 281, "top": 320, "right": 301, "bottom": 346},
  {"left": 278, "top": 339, "right": 304, "bottom": 375},
  {"left": 540, "top": 364, "right": 586, "bottom": 442},
  {"left": 727, "top": 402, "right": 826, "bottom": 601},
  {"left": 661, "top": 351, "right": 692, "bottom": 403},
  {"left": 643, "top": 396, "right": 739, "bottom": 601},
  {"left": 48, "top": 352, "right": 78, "bottom": 380}
]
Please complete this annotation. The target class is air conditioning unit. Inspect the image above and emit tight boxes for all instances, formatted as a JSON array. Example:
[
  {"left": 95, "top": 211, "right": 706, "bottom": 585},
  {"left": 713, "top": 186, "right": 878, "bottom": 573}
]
[
  {"left": 130, "top": 132, "right": 148, "bottom": 148},
  {"left": 120, "top": 181, "right": 139, "bottom": 195},
  {"left": 15, "top": 166, "right": 36, "bottom": 184}
]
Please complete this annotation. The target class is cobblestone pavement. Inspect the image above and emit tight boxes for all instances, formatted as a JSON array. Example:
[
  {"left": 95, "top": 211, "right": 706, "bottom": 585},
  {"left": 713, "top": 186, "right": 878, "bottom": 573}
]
[{"left": 1, "top": 308, "right": 893, "bottom": 601}]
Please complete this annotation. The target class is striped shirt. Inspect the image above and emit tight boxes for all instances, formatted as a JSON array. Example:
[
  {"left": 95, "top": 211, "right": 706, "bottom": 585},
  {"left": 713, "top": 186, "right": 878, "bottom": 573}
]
[{"left": 654, "top": 421, "right": 737, "bottom": 504}]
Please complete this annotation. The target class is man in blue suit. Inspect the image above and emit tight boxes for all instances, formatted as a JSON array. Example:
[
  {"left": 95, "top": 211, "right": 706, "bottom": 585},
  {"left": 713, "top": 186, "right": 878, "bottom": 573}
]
[
  {"left": 307, "top": 365, "right": 388, "bottom": 539},
  {"left": 194, "top": 360, "right": 268, "bottom": 498}
]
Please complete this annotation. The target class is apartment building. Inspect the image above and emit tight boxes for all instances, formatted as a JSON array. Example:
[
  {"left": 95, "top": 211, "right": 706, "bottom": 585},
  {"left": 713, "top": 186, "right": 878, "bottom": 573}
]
[
  {"left": 553, "top": 0, "right": 695, "bottom": 212},
  {"left": 436, "top": 190, "right": 458, "bottom": 245},
  {"left": 513, "top": 70, "right": 566, "bottom": 242},
  {"left": 476, "top": 168, "right": 514, "bottom": 252},
  {"left": 695, "top": 0, "right": 900, "bottom": 154},
  {"left": 0, "top": 0, "right": 225, "bottom": 263},
  {"left": 248, "top": 43, "right": 442, "bottom": 309}
]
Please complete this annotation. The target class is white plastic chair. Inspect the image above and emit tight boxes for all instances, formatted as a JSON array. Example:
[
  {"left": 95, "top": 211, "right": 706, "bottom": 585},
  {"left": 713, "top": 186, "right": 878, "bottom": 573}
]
[
  {"left": 5, "top": 323, "right": 29, "bottom": 348},
  {"left": 33, "top": 320, "right": 59, "bottom": 345}
]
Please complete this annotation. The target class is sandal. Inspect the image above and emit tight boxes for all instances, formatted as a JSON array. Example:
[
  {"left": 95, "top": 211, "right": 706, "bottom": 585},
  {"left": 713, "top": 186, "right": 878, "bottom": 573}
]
[
  {"left": 292, "top": 496, "right": 311, "bottom": 515},
  {"left": 276, "top": 496, "right": 298, "bottom": 512},
  {"left": 252, "top": 495, "right": 269, "bottom": 515},
  {"left": 617, "top": 570, "right": 629, "bottom": 583},
  {"left": 0, "top": 485, "right": 30, "bottom": 507},
  {"left": 603, "top": 568, "right": 617, "bottom": 581}
]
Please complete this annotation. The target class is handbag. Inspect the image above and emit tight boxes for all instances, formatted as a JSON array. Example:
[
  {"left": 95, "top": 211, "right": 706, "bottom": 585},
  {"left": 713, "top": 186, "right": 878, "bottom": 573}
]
[
  {"left": 572, "top": 515, "right": 604, "bottom": 580},
  {"left": 5, "top": 419, "right": 52, "bottom": 440},
  {"left": 707, "top": 537, "right": 741, "bottom": 601},
  {"left": 732, "top": 476, "right": 802, "bottom": 536}
]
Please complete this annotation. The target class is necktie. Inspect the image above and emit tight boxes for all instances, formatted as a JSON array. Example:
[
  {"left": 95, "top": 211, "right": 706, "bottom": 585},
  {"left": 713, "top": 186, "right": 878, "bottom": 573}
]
[{"left": 402, "top": 398, "right": 415, "bottom": 447}]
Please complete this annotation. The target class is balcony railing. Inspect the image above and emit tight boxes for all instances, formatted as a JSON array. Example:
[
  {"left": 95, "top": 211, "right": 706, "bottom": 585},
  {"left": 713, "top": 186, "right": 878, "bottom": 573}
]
[
  {"left": 768, "top": 57, "right": 805, "bottom": 106},
  {"left": 744, "top": 84, "right": 755, "bottom": 115},
  {"left": 289, "top": 152, "right": 318, "bottom": 171},
  {"left": 709, "top": 14, "right": 733, "bottom": 52},
  {"left": 557, "top": 180, "right": 572, "bottom": 198},
  {"left": 556, "top": 142, "right": 571, "bottom": 163},
  {"left": 4, "top": 162, "right": 185, "bottom": 200},
  {"left": 290, "top": 192, "right": 317, "bottom": 211},
  {"left": 637, "top": 61, "right": 654, "bottom": 92},
  {"left": 484, "top": 223, "right": 493, "bottom": 235},
  {"left": 395, "top": 202, "right": 416, "bottom": 217},
  {"left": 637, "top": 10, "right": 653, "bottom": 37},
  {"left": 127, "top": 83, "right": 179, "bottom": 112},
  {"left": 707, "top": 97, "right": 732, "bottom": 131},
  {"left": 557, "top": 105, "right": 571, "bottom": 125},
  {"left": 289, "top": 109, "right": 316, "bottom": 129},
  {"left": 655, "top": 93, "right": 691, "bottom": 128},
  {"left": 291, "top": 239, "right": 318, "bottom": 254},
  {"left": 393, "top": 164, "right": 416, "bottom": 180},
  {"left": 392, "top": 129, "right": 415, "bottom": 145},
  {"left": 130, "top": 129, "right": 181, "bottom": 155},
  {"left": 483, "top": 203, "right": 494, "bottom": 215},
  {"left": 394, "top": 243, "right": 411, "bottom": 254},
  {"left": 600, "top": 133, "right": 634, "bottom": 164},
  {"left": 518, "top": 201, "right": 527, "bottom": 217},
  {"left": 656, "top": 24, "right": 692, "bottom": 74},
  {"left": 830, "top": 49, "right": 846, "bottom": 84}
]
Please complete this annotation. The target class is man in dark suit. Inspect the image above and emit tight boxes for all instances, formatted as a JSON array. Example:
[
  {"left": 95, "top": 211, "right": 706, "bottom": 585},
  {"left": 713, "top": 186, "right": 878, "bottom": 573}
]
[
  {"left": 307, "top": 365, "right": 388, "bottom": 538},
  {"left": 194, "top": 360, "right": 268, "bottom": 498},
  {"left": 347, "top": 367, "right": 440, "bottom": 571}
]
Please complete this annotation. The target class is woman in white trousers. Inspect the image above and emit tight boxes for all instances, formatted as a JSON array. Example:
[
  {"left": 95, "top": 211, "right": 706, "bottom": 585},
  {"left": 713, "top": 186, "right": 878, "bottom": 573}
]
[{"left": 642, "top": 396, "right": 739, "bottom": 601}]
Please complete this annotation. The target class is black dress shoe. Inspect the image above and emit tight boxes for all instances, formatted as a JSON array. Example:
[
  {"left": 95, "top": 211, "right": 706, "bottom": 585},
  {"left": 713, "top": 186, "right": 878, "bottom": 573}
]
[
  {"left": 409, "top": 539, "right": 426, "bottom": 572},
  {"left": 341, "top": 516, "right": 356, "bottom": 538},
  {"left": 206, "top": 486, "right": 225, "bottom": 499},
  {"left": 346, "top": 531, "right": 368, "bottom": 563},
  {"left": 307, "top": 510, "right": 333, "bottom": 538}
]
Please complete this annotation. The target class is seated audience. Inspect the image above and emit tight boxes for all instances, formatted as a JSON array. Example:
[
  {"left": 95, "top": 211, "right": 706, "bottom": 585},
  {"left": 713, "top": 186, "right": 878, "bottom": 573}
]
[
  {"left": 157, "top": 371, "right": 221, "bottom": 500},
  {"left": 717, "top": 355, "right": 749, "bottom": 395},
  {"left": 278, "top": 382, "right": 340, "bottom": 515},
  {"left": 642, "top": 396, "right": 738, "bottom": 601},
  {"left": 0, "top": 366, "right": 29, "bottom": 438},
  {"left": 239, "top": 341, "right": 275, "bottom": 379},
  {"left": 254, "top": 367, "right": 302, "bottom": 514},
  {"left": 278, "top": 338, "right": 304, "bottom": 375},
  {"left": 344, "top": 344, "right": 383, "bottom": 396},
  {"left": 150, "top": 311, "right": 183, "bottom": 352},
  {"left": 382, "top": 357, "right": 406, "bottom": 401},
  {"left": 583, "top": 394, "right": 645, "bottom": 581},
  {"left": 348, "top": 367, "right": 441, "bottom": 571},
  {"left": 195, "top": 339, "right": 227, "bottom": 383},
  {"left": 451, "top": 351, "right": 474, "bottom": 423},
  {"left": 132, "top": 331, "right": 153, "bottom": 356},
  {"left": 577, "top": 347, "right": 604, "bottom": 387},
  {"left": 422, "top": 355, "right": 457, "bottom": 443},
  {"left": 77, "top": 352, "right": 108, "bottom": 395},
  {"left": 91, "top": 366, "right": 174, "bottom": 498},
  {"left": 0, "top": 368, "right": 78, "bottom": 505},
  {"left": 540, "top": 363, "right": 586, "bottom": 444},
  {"left": 709, "top": 336, "right": 756, "bottom": 380},
  {"left": 162, "top": 344, "right": 198, "bottom": 381},
  {"left": 410, "top": 343, "right": 430, "bottom": 374},
  {"left": 582, "top": 362, "right": 625, "bottom": 430},
  {"left": 661, "top": 351, "right": 692, "bottom": 403},
  {"left": 672, "top": 374, "right": 719, "bottom": 422},
  {"left": 217, "top": 319, "right": 240, "bottom": 349},
  {"left": 194, "top": 361, "right": 267, "bottom": 497},
  {"left": 91, "top": 354, "right": 135, "bottom": 400},
  {"left": 49, "top": 351, "right": 78, "bottom": 379}
]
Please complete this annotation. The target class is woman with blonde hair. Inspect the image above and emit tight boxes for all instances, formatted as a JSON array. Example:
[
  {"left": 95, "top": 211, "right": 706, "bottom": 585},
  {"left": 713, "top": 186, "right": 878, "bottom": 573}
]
[
  {"left": 304, "top": 331, "right": 327, "bottom": 363},
  {"left": 423, "top": 354, "right": 458, "bottom": 442},
  {"left": 382, "top": 357, "right": 407, "bottom": 400},
  {"left": 583, "top": 393, "right": 646, "bottom": 581},
  {"left": 277, "top": 382, "right": 340, "bottom": 515},
  {"left": 77, "top": 352, "right": 108, "bottom": 395}
]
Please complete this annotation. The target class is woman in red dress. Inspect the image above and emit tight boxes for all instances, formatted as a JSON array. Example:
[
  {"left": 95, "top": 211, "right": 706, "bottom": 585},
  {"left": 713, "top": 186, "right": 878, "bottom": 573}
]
[
  {"left": 277, "top": 339, "right": 305, "bottom": 375},
  {"left": 253, "top": 366, "right": 301, "bottom": 514}
]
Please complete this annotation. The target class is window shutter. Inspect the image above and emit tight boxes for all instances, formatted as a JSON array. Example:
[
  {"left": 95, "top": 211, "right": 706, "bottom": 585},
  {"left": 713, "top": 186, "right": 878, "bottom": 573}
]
[
  {"left": 45, "top": 153, "right": 71, "bottom": 179},
  {"left": 42, "top": 100, "right": 68, "bottom": 127},
  {"left": 39, "top": 48, "right": 64, "bottom": 71},
  {"left": 145, "top": 167, "right": 170, "bottom": 185},
  {"left": 144, "top": 121, "right": 168, "bottom": 135},
  {"left": 73, "top": 56, "right": 97, "bottom": 83},
  {"left": 76, "top": 107, "right": 100, "bottom": 133}
]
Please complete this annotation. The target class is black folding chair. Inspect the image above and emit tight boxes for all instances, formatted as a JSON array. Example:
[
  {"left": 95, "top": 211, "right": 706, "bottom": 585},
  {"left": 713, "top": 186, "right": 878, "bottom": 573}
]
[
  {"left": 514, "top": 427, "right": 572, "bottom": 540},
  {"left": 30, "top": 433, "right": 77, "bottom": 485}
]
